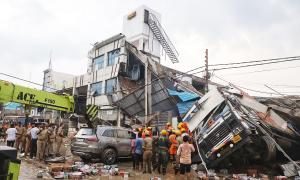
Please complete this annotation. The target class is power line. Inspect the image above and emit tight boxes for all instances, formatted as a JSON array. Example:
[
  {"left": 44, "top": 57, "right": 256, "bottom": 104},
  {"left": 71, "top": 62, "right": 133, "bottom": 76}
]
[
  {"left": 213, "top": 74, "right": 300, "bottom": 95},
  {"left": 190, "top": 57, "right": 300, "bottom": 75},
  {"left": 185, "top": 55, "right": 300, "bottom": 73},
  {"left": 221, "top": 65, "right": 300, "bottom": 76},
  {"left": 0, "top": 72, "right": 59, "bottom": 91}
]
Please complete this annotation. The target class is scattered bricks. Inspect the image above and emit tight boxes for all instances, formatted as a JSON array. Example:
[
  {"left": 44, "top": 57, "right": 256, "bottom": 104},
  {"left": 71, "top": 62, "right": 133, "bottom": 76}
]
[
  {"left": 259, "top": 173, "right": 269, "bottom": 180},
  {"left": 274, "top": 176, "right": 287, "bottom": 180},
  {"left": 247, "top": 169, "right": 258, "bottom": 177},
  {"left": 50, "top": 164, "right": 64, "bottom": 172},
  {"left": 68, "top": 172, "right": 82, "bottom": 180}
]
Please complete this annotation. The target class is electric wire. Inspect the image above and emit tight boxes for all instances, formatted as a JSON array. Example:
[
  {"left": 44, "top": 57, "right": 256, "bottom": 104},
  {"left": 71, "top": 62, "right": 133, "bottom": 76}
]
[
  {"left": 189, "top": 57, "right": 300, "bottom": 75},
  {"left": 0, "top": 72, "right": 59, "bottom": 91},
  {"left": 185, "top": 55, "right": 300, "bottom": 73}
]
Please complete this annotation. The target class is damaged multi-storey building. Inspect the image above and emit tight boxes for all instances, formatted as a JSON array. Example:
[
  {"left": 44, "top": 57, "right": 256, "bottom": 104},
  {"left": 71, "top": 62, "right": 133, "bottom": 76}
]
[{"left": 42, "top": 6, "right": 209, "bottom": 129}]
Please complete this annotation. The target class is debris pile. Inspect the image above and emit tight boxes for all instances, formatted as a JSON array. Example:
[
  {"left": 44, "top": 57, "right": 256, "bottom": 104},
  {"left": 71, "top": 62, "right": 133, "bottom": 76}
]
[{"left": 48, "top": 161, "right": 130, "bottom": 179}]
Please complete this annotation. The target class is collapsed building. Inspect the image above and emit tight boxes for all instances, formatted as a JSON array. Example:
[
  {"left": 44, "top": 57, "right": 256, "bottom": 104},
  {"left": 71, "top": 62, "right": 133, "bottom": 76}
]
[{"left": 41, "top": 6, "right": 210, "bottom": 128}]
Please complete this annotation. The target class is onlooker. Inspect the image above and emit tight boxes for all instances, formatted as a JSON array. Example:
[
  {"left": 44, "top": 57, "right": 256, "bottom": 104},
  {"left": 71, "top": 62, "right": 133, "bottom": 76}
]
[
  {"left": 134, "top": 132, "right": 143, "bottom": 170},
  {"left": 28, "top": 123, "right": 39, "bottom": 158},
  {"left": 131, "top": 132, "right": 136, "bottom": 170},
  {"left": 6, "top": 124, "right": 17, "bottom": 147},
  {"left": 177, "top": 135, "right": 195, "bottom": 177}
]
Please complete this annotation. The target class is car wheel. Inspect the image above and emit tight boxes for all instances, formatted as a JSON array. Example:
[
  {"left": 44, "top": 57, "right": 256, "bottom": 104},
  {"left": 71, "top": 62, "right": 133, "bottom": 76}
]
[{"left": 102, "top": 148, "right": 117, "bottom": 165}]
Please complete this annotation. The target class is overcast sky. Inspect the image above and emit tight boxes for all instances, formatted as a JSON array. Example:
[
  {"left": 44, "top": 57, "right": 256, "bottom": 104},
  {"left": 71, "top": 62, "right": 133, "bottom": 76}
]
[{"left": 1, "top": 0, "right": 300, "bottom": 96}]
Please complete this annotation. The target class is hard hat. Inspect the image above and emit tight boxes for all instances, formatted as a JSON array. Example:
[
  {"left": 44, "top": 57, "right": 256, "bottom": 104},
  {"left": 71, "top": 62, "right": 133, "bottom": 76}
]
[
  {"left": 166, "top": 122, "right": 171, "bottom": 126},
  {"left": 172, "top": 129, "right": 176, "bottom": 134},
  {"left": 161, "top": 129, "right": 167, "bottom": 136},
  {"left": 178, "top": 122, "right": 183, "bottom": 129},
  {"left": 147, "top": 127, "right": 152, "bottom": 130},
  {"left": 180, "top": 128, "right": 186, "bottom": 133},
  {"left": 175, "top": 130, "right": 181, "bottom": 135}
]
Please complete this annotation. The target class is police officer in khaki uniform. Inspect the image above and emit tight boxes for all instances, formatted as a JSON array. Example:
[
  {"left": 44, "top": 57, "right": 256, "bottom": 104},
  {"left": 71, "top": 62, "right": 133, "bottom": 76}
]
[
  {"left": 21, "top": 125, "right": 28, "bottom": 153},
  {"left": 55, "top": 123, "right": 64, "bottom": 156},
  {"left": 15, "top": 122, "right": 25, "bottom": 151},
  {"left": 36, "top": 124, "right": 48, "bottom": 161},
  {"left": 45, "top": 124, "right": 56, "bottom": 158},
  {"left": 24, "top": 124, "right": 32, "bottom": 158}
]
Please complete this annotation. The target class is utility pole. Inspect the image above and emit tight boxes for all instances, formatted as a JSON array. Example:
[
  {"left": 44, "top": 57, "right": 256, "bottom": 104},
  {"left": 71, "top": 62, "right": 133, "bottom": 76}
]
[
  {"left": 144, "top": 60, "right": 148, "bottom": 126},
  {"left": 205, "top": 49, "right": 209, "bottom": 93}
]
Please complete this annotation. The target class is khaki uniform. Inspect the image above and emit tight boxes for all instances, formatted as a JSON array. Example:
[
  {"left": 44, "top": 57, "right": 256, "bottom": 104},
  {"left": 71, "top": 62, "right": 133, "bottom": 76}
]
[
  {"left": 21, "top": 127, "right": 27, "bottom": 152},
  {"left": 15, "top": 126, "right": 25, "bottom": 150},
  {"left": 45, "top": 127, "right": 55, "bottom": 157},
  {"left": 36, "top": 129, "right": 48, "bottom": 161},
  {"left": 25, "top": 127, "right": 32, "bottom": 157},
  {"left": 143, "top": 136, "right": 153, "bottom": 173},
  {"left": 55, "top": 127, "right": 64, "bottom": 155}
]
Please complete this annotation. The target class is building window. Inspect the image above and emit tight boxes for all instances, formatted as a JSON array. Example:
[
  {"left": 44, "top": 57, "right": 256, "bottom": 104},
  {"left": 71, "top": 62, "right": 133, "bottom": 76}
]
[
  {"left": 90, "top": 82, "right": 102, "bottom": 96},
  {"left": 105, "top": 78, "right": 116, "bottom": 94},
  {"left": 93, "top": 55, "right": 104, "bottom": 70},
  {"left": 107, "top": 49, "right": 120, "bottom": 66}
]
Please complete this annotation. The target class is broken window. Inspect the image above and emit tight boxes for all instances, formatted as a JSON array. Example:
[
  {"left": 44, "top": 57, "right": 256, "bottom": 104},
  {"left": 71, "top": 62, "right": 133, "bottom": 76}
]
[
  {"left": 105, "top": 78, "right": 116, "bottom": 94},
  {"left": 90, "top": 82, "right": 103, "bottom": 96},
  {"left": 93, "top": 55, "right": 104, "bottom": 70},
  {"left": 107, "top": 49, "right": 120, "bottom": 66}
]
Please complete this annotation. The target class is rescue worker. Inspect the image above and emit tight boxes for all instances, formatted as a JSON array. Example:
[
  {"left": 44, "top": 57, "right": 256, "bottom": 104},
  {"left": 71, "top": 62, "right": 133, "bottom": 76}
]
[
  {"left": 157, "top": 129, "right": 170, "bottom": 175},
  {"left": 15, "top": 122, "right": 25, "bottom": 151},
  {"left": 142, "top": 131, "right": 153, "bottom": 173},
  {"left": 45, "top": 124, "right": 56, "bottom": 158},
  {"left": 169, "top": 130, "right": 178, "bottom": 161},
  {"left": 152, "top": 134, "right": 159, "bottom": 172},
  {"left": 174, "top": 130, "right": 182, "bottom": 174},
  {"left": 36, "top": 124, "right": 48, "bottom": 161},
  {"left": 55, "top": 123, "right": 64, "bottom": 156},
  {"left": 24, "top": 123, "right": 32, "bottom": 158}
]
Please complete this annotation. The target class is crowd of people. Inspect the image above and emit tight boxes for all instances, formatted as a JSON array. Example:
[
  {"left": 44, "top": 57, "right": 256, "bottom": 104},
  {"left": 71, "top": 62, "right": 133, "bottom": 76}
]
[
  {"left": 131, "top": 122, "right": 195, "bottom": 177},
  {"left": 2, "top": 122, "right": 65, "bottom": 161}
]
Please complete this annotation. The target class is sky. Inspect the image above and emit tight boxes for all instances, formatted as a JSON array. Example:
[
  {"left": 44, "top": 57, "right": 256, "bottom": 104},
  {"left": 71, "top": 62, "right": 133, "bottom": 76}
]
[{"left": 0, "top": 0, "right": 300, "bottom": 96}]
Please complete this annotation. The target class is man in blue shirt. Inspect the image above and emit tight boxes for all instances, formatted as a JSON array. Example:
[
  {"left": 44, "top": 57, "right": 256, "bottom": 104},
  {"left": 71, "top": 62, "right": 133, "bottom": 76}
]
[{"left": 134, "top": 132, "right": 143, "bottom": 170}]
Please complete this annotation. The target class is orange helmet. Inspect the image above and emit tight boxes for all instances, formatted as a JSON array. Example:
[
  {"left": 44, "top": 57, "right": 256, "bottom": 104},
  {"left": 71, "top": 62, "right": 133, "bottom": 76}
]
[{"left": 147, "top": 127, "right": 152, "bottom": 131}]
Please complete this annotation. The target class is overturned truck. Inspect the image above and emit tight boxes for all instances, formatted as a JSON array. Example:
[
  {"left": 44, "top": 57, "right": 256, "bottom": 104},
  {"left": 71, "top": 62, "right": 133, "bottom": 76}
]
[{"left": 185, "top": 87, "right": 300, "bottom": 168}]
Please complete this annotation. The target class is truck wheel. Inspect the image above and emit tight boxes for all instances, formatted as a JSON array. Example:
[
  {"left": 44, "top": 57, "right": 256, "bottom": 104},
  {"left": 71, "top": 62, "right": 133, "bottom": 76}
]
[
  {"left": 261, "top": 136, "right": 276, "bottom": 162},
  {"left": 102, "top": 148, "right": 117, "bottom": 165}
]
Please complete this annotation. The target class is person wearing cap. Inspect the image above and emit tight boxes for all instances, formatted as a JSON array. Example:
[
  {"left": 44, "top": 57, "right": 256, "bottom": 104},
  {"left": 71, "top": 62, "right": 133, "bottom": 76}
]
[
  {"left": 142, "top": 130, "right": 153, "bottom": 173},
  {"left": 157, "top": 129, "right": 170, "bottom": 175}
]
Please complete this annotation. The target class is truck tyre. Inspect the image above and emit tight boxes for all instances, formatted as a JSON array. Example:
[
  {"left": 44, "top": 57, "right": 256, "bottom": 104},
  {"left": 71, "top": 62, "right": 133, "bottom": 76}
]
[
  {"left": 261, "top": 136, "right": 276, "bottom": 162},
  {"left": 102, "top": 148, "right": 117, "bottom": 165}
]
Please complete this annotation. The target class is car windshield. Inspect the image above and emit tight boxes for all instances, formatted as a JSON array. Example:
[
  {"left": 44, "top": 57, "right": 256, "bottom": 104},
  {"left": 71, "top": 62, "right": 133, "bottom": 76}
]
[{"left": 77, "top": 128, "right": 94, "bottom": 136}]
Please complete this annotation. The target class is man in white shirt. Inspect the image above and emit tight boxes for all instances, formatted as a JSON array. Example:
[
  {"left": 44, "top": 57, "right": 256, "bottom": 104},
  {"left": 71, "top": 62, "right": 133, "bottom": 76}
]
[
  {"left": 28, "top": 123, "right": 40, "bottom": 158},
  {"left": 6, "top": 124, "right": 17, "bottom": 147}
]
